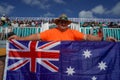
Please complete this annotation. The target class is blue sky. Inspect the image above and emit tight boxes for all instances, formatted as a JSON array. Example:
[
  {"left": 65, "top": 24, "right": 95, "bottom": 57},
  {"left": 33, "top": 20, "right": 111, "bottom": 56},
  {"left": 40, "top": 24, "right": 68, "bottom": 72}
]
[{"left": 0, "top": 0, "right": 120, "bottom": 18}]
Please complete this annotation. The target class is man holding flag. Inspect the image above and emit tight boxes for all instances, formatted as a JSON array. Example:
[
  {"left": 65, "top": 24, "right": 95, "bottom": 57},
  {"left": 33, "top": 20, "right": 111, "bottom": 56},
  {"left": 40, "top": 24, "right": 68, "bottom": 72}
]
[{"left": 4, "top": 14, "right": 119, "bottom": 80}]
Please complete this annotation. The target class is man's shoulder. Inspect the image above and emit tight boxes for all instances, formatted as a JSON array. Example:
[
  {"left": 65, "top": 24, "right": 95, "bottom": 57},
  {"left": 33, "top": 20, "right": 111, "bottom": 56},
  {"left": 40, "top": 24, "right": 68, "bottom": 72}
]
[{"left": 44, "top": 28, "right": 57, "bottom": 32}]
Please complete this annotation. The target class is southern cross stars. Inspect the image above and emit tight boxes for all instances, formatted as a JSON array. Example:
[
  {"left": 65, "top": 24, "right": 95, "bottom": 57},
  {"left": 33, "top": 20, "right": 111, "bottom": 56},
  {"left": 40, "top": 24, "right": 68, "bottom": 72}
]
[
  {"left": 91, "top": 76, "right": 97, "bottom": 80},
  {"left": 83, "top": 49, "right": 92, "bottom": 59},
  {"left": 65, "top": 66, "right": 75, "bottom": 76},
  {"left": 98, "top": 61, "right": 107, "bottom": 70}
]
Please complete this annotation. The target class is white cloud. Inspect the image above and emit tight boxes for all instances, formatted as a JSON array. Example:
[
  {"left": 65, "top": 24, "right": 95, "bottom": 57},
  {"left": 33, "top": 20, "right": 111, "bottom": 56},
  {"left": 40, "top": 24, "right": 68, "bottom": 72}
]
[
  {"left": 22, "top": 0, "right": 50, "bottom": 9},
  {"left": 78, "top": 2, "right": 120, "bottom": 18},
  {"left": 43, "top": 12, "right": 55, "bottom": 17},
  {"left": 22, "top": 0, "right": 65, "bottom": 9},
  {"left": 53, "top": 0, "right": 65, "bottom": 4},
  {"left": 91, "top": 2, "right": 120, "bottom": 16},
  {"left": 78, "top": 5, "right": 105, "bottom": 18},
  {"left": 0, "top": 3, "right": 14, "bottom": 15},
  {"left": 92, "top": 5, "right": 106, "bottom": 14},
  {"left": 79, "top": 11, "right": 94, "bottom": 18},
  {"left": 110, "top": 2, "right": 120, "bottom": 15}
]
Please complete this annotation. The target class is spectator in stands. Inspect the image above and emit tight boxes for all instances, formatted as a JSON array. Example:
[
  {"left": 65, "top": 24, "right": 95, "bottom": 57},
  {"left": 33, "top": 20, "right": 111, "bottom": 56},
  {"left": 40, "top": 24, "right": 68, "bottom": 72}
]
[
  {"left": 0, "top": 14, "right": 9, "bottom": 27},
  {"left": 8, "top": 14, "right": 117, "bottom": 41},
  {"left": 0, "top": 20, "right": 3, "bottom": 26},
  {"left": 108, "top": 22, "right": 114, "bottom": 28},
  {"left": 102, "top": 22, "right": 107, "bottom": 28},
  {"left": 11, "top": 20, "right": 19, "bottom": 27},
  {"left": 90, "top": 22, "right": 99, "bottom": 36},
  {"left": 31, "top": 20, "right": 36, "bottom": 27},
  {"left": 90, "top": 23, "right": 96, "bottom": 35},
  {"left": 35, "top": 20, "right": 39, "bottom": 27},
  {"left": 22, "top": 20, "right": 27, "bottom": 27},
  {"left": 19, "top": 21, "right": 24, "bottom": 27},
  {"left": 1, "top": 14, "right": 6, "bottom": 23},
  {"left": 82, "top": 22, "right": 89, "bottom": 27},
  {"left": 98, "top": 28, "right": 103, "bottom": 38},
  {"left": 118, "top": 22, "right": 120, "bottom": 28}
]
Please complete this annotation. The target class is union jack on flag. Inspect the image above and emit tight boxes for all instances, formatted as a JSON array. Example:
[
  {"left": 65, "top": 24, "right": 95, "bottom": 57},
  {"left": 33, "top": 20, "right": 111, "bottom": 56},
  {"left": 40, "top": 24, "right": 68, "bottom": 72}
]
[{"left": 6, "top": 40, "right": 60, "bottom": 73}]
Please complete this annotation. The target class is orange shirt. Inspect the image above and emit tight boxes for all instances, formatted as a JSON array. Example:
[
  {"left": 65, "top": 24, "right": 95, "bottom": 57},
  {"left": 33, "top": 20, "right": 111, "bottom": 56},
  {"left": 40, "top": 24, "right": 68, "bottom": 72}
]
[{"left": 40, "top": 28, "right": 85, "bottom": 41}]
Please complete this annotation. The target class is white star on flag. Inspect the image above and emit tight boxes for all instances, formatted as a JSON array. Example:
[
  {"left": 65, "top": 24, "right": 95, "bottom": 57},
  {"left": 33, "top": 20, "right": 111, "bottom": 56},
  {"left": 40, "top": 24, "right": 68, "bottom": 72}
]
[
  {"left": 98, "top": 61, "right": 107, "bottom": 70},
  {"left": 83, "top": 49, "right": 92, "bottom": 59},
  {"left": 91, "top": 76, "right": 97, "bottom": 80},
  {"left": 65, "top": 66, "right": 75, "bottom": 76}
]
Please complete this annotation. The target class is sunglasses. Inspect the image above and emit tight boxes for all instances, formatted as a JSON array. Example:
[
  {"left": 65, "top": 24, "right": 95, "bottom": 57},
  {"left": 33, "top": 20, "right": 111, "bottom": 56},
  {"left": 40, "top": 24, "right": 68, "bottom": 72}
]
[{"left": 59, "top": 21, "right": 67, "bottom": 24}]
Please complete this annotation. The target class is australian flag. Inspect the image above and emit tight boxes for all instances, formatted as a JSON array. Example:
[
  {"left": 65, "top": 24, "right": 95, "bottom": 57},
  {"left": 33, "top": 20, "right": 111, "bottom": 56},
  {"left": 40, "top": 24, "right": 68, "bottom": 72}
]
[{"left": 3, "top": 40, "right": 120, "bottom": 80}]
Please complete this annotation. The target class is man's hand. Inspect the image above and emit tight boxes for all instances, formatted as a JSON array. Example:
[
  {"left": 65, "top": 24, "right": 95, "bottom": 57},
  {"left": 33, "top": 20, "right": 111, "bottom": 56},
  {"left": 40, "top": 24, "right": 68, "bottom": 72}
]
[
  {"left": 86, "top": 34, "right": 117, "bottom": 42},
  {"left": 8, "top": 33, "right": 40, "bottom": 41},
  {"left": 8, "top": 35, "right": 20, "bottom": 40},
  {"left": 106, "top": 37, "right": 117, "bottom": 42}
]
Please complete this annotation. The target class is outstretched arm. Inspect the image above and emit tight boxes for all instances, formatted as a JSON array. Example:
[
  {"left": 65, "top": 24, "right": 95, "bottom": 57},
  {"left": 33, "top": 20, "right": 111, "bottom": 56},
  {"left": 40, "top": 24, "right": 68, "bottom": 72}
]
[
  {"left": 86, "top": 34, "right": 102, "bottom": 41},
  {"left": 8, "top": 33, "right": 40, "bottom": 41},
  {"left": 85, "top": 34, "right": 117, "bottom": 42}
]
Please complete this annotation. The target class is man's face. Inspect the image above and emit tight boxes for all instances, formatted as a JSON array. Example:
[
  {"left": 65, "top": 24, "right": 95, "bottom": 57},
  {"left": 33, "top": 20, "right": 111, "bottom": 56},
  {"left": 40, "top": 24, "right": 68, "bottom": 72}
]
[{"left": 57, "top": 20, "right": 68, "bottom": 30}]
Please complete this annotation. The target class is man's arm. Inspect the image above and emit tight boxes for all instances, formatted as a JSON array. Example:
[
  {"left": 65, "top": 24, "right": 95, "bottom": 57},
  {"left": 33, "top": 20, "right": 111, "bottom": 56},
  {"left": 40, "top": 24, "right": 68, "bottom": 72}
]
[
  {"left": 85, "top": 34, "right": 102, "bottom": 41},
  {"left": 85, "top": 34, "right": 117, "bottom": 41},
  {"left": 8, "top": 33, "right": 40, "bottom": 40}
]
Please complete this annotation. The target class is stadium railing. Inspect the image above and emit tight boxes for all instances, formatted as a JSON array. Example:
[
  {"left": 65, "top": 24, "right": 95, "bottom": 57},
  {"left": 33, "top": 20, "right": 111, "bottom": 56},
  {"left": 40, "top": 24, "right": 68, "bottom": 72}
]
[{"left": 0, "top": 26, "right": 120, "bottom": 41}]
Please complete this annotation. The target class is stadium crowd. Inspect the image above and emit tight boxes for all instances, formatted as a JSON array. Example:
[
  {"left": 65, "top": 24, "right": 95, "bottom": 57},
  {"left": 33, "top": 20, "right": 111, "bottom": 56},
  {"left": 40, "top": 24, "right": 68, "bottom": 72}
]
[
  {"left": 0, "top": 14, "right": 54, "bottom": 28},
  {"left": 0, "top": 14, "right": 120, "bottom": 28}
]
